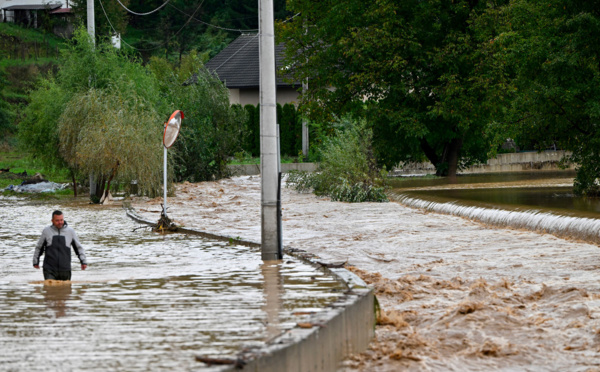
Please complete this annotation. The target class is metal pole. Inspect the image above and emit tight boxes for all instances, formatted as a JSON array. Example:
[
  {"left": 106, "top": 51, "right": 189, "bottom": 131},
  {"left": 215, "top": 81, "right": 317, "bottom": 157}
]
[
  {"left": 259, "top": 0, "right": 282, "bottom": 260},
  {"left": 86, "top": 0, "right": 95, "bottom": 43},
  {"left": 302, "top": 80, "right": 309, "bottom": 161},
  {"left": 87, "top": 0, "right": 95, "bottom": 199},
  {"left": 163, "top": 145, "right": 168, "bottom": 217}
]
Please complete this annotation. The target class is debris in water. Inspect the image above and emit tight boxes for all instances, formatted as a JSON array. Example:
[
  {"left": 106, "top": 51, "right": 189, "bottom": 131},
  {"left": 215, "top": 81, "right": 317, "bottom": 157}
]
[{"left": 195, "top": 356, "right": 245, "bottom": 368}]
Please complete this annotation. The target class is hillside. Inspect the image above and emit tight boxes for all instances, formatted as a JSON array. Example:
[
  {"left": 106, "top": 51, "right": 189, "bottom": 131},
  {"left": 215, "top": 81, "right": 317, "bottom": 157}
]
[{"left": 0, "top": 23, "right": 67, "bottom": 146}]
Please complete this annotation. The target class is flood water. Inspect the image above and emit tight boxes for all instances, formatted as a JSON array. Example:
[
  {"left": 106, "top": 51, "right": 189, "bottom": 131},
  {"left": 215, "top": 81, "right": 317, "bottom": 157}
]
[
  {"left": 389, "top": 171, "right": 600, "bottom": 243},
  {"left": 0, "top": 197, "right": 345, "bottom": 371}
]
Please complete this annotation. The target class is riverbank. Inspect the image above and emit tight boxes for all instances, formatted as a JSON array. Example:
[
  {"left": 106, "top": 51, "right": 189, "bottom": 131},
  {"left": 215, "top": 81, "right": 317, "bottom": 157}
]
[{"left": 131, "top": 176, "right": 600, "bottom": 371}]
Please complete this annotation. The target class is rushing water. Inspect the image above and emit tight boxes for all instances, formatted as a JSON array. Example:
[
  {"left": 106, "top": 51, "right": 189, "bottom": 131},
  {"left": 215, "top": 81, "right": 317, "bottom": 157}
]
[
  {"left": 0, "top": 197, "right": 345, "bottom": 371},
  {"left": 389, "top": 171, "right": 600, "bottom": 243}
]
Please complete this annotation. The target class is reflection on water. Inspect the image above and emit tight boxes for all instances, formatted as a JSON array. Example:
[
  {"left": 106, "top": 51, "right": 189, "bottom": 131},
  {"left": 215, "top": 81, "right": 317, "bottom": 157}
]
[
  {"left": 388, "top": 170, "right": 576, "bottom": 190},
  {"left": 261, "top": 261, "right": 283, "bottom": 341},
  {"left": 41, "top": 280, "right": 73, "bottom": 318},
  {"left": 0, "top": 198, "right": 344, "bottom": 371},
  {"left": 390, "top": 170, "right": 600, "bottom": 243}
]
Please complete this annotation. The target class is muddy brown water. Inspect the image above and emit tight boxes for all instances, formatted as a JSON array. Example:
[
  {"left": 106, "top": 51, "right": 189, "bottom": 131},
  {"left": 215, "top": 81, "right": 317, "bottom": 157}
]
[{"left": 0, "top": 197, "right": 345, "bottom": 371}]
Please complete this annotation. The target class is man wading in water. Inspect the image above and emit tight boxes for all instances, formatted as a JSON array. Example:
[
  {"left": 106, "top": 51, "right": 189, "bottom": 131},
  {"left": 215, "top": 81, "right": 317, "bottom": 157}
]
[{"left": 33, "top": 210, "right": 88, "bottom": 280}]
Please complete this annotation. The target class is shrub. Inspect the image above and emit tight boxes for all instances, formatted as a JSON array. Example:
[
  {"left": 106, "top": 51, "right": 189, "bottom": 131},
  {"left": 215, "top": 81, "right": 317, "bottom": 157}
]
[{"left": 286, "top": 116, "right": 388, "bottom": 202}]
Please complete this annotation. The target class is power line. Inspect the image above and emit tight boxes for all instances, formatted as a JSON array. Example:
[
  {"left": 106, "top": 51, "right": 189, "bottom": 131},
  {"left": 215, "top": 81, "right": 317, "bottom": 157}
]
[
  {"left": 167, "top": 6, "right": 300, "bottom": 34},
  {"left": 115, "top": 0, "right": 171, "bottom": 16},
  {"left": 98, "top": 0, "right": 207, "bottom": 51},
  {"left": 168, "top": 3, "right": 258, "bottom": 33},
  {"left": 211, "top": 34, "right": 258, "bottom": 72},
  {"left": 98, "top": 0, "right": 301, "bottom": 53},
  {"left": 209, "top": 13, "right": 301, "bottom": 71}
]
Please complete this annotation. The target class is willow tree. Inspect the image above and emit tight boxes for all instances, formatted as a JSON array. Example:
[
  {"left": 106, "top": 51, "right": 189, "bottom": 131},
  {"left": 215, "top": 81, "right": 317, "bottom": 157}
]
[
  {"left": 149, "top": 52, "right": 247, "bottom": 182},
  {"left": 19, "top": 27, "right": 163, "bottom": 201},
  {"left": 58, "top": 89, "right": 163, "bottom": 200}
]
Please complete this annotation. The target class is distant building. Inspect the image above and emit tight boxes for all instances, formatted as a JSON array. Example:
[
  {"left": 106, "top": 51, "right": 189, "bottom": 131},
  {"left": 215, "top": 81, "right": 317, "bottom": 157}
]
[
  {"left": 203, "top": 33, "right": 301, "bottom": 106},
  {"left": 1, "top": 1, "right": 73, "bottom": 37}
]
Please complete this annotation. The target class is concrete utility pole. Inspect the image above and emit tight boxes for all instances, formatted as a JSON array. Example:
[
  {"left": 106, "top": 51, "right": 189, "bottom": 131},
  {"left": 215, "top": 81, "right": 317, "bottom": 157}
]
[
  {"left": 87, "top": 0, "right": 95, "bottom": 198},
  {"left": 302, "top": 80, "right": 309, "bottom": 160},
  {"left": 86, "top": 0, "right": 94, "bottom": 42},
  {"left": 259, "top": 0, "right": 282, "bottom": 260}
]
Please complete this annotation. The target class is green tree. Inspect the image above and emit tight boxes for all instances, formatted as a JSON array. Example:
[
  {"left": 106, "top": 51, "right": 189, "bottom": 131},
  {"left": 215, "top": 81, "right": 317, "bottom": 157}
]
[
  {"left": 59, "top": 88, "right": 163, "bottom": 199},
  {"left": 19, "top": 27, "right": 163, "bottom": 200},
  {"left": 0, "top": 70, "right": 14, "bottom": 141},
  {"left": 278, "top": 0, "right": 506, "bottom": 177},
  {"left": 71, "top": 0, "right": 130, "bottom": 39},
  {"left": 481, "top": 0, "right": 600, "bottom": 195},
  {"left": 125, "top": 0, "right": 289, "bottom": 60},
  {"left": 149, "top": 52, "right": 247, "bottom": 181}
]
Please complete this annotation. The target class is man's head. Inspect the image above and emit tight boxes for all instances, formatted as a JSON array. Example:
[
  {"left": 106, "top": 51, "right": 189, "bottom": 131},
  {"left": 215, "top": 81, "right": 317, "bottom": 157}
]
[{"left": 51, "top": 210, "right": 64, "bottom": 229}]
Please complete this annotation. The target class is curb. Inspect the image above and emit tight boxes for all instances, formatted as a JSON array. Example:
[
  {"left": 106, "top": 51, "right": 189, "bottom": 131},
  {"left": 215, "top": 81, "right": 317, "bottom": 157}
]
[{"left": 125, "top": 208, "right": 375, "bottom": 372}]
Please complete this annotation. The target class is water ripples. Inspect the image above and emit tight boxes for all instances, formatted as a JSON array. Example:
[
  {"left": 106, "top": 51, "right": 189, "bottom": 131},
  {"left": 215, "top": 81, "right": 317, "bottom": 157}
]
[{"left": 0, "top": 198, "right": 344, "bottom": 371}]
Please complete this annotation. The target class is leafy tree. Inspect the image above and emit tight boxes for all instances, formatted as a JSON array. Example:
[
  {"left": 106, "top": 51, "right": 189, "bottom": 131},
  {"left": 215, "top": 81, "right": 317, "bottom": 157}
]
[
  {"left": 0, "top": 71, "right": 14, "bottom": 140},
  {"left": 280, "top": 103, "right": 297, "bottom": 157},
  {"left": 59, "top": 88, "right": 163, "bottom": 199},
  {"left": 71, "top": 0, "right": 131, "bottom": 39},
  {"left": 18, "top": 79, "right": 70, "bottom": 172},
  {"left": 19, "top": 27, "right": 163, "bottom": 200},
  {"left": 480, "top": 0, "right": 600, "bottom": 195},
  {"left": 124, "top": 0, "right": 290, "bottom": 61},
  {"left": 278, "top": 0, "right": 507, "bottom": 177},
  {"left": 149, "top": 52, "right": 247, "bottom": 182}
]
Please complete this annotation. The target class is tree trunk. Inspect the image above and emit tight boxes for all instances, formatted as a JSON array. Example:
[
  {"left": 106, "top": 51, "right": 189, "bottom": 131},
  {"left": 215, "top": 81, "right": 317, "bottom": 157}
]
[
  {"left": 419, "top": 137, "right": 463, "bottom": 178},
  {"left": 419, "top": 138, "right": 440, "bottom": 169},
  {"left": 103, "top": 161, "right": 120, "bottom": 201},
  {"left": 446, "top": 138, "right": 463, "bottom": 181},
  {"left": 93, "top": 176, "right": 106, "bottom": 203},
  {"left": 71, "top": 171, "right": 77, "bottom": 198}
]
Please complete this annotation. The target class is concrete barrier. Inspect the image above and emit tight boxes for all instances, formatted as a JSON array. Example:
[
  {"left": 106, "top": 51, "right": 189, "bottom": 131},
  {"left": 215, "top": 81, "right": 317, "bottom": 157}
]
[
  {"left": 125, "top": 208, "right": 375, "bottom": 372},
  {"left": 392, "top": 150, "right": 575, "bottom": 175},
  {"left": 228, "top": 163, "right": 318, "bottom": 176}
]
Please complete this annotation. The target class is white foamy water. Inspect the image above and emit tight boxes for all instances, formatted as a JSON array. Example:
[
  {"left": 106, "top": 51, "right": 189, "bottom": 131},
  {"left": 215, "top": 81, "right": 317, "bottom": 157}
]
[{"left": 393, "top": 194, "right": 600, "bottom": 244}]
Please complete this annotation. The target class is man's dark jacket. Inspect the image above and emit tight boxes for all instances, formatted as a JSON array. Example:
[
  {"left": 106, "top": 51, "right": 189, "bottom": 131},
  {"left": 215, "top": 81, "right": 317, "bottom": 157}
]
[{"left": 33, "top": 223, "right": 87, "bottom": 271}]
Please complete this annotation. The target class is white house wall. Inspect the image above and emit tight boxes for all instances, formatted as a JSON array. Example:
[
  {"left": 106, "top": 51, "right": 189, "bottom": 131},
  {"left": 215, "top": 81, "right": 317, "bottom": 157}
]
[
  {"left": 228, "top": 88, "right": 241, "bottom": 105},
  {"left": 233, "top": 88, "right": 299, "bottom": 107},
  {"left": 0, "top": 0, "right": 68, "bottom": 22}
]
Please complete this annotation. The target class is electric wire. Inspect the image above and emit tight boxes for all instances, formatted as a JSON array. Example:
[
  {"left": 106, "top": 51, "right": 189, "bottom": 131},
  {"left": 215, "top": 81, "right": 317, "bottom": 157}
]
[
  {"left": 168, "top": 3, "right": 258, "bottom": 32},
  {"left": 210, "top": 33, "right": 259, "bottom": 72},
  {"left": 209, "top": 13, "right": 300, "bottom": 72},
  {"left": 98, "top": 0, "right": 301, "bottom": 53},
  {"left": 114, "top": 0, "right": 171, "bottom": 16},
  {"left": 98, "top": 0, "right": 206, "bottom": 51}
]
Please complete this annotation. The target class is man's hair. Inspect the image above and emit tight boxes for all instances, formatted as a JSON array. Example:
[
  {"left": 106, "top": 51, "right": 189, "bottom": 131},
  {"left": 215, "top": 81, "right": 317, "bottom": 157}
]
[{"left": 52, "top": 210, "right": 63, "bottom": 218}]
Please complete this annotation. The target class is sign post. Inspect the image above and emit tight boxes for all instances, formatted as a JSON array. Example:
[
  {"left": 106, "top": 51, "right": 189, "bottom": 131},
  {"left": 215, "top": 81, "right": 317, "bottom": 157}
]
[{"left": 162, "top": 110, "right": 184, "bottom": 219}]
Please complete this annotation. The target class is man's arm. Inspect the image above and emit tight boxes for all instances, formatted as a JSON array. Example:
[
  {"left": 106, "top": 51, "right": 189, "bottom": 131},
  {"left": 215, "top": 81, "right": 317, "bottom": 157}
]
[
  {"left": 33, "top": 231, "right": 46, "bottom": 268},
  {"left": 70, "top": 229, "right": 87, "bottom": 270}
]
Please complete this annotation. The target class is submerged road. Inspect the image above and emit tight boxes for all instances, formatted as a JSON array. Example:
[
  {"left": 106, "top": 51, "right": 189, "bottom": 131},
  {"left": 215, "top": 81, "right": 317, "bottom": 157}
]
[{"left": 132, "top": 175, "right": 600, "bottom": 371}]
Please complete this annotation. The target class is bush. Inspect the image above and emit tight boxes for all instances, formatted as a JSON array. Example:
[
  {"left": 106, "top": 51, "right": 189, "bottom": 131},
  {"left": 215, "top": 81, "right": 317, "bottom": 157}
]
[
  {"left": 286, "top": 116, "right": 388, "bottom": 202},
  {"left": 149, "top": 52, "right": 247, "bottom": 182}
]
